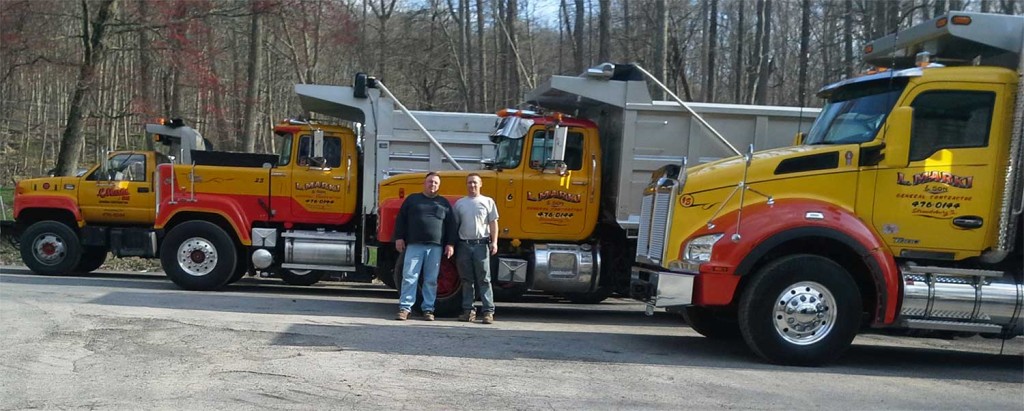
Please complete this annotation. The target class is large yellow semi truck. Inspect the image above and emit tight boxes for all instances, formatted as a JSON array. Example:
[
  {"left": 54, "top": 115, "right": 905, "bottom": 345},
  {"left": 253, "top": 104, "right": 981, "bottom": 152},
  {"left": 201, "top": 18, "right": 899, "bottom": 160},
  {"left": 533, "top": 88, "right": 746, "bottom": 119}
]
[{"left": 630, "top": 12, "right": 1024, "bottom": 365}]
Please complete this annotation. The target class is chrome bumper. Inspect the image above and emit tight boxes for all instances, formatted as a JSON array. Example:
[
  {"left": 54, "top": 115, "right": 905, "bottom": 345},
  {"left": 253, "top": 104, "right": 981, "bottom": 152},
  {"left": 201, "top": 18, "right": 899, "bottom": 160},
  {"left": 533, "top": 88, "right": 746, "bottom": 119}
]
[{"left": 630, "top": 265, "right": 695, "bottom": 308}]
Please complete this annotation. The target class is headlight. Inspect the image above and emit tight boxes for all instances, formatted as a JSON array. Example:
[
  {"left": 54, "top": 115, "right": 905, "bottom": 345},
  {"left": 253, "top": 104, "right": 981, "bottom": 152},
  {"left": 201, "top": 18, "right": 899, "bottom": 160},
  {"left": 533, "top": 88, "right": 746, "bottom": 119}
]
[{"left": 683, "top": 234, "right": 723, "bottom": 262}]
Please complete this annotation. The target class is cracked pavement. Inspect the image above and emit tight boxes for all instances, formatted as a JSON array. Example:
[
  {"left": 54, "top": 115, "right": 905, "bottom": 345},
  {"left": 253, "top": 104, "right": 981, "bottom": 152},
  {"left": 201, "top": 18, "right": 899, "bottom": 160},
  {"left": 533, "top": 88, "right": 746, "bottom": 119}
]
[{"left": 1, "top": 267, "right": 1021, "bottom": 410}]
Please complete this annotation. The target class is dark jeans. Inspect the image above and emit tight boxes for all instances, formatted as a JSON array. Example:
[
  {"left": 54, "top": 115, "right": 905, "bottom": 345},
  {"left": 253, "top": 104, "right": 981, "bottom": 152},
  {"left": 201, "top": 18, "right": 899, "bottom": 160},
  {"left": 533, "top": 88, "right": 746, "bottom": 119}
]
[{"left": 456, "top": 242, "right": 495, "bottom": 313}]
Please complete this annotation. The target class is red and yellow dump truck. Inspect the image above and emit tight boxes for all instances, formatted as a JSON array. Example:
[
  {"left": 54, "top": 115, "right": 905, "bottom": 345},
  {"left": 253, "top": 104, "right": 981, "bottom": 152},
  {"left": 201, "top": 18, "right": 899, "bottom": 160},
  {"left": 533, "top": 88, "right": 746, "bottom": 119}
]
[
  {"left": 630, "top": 12, "right": 1024, "bottom": 365},
  {"left": 2, "top": 121, "right": 209, "bottom": 275}
]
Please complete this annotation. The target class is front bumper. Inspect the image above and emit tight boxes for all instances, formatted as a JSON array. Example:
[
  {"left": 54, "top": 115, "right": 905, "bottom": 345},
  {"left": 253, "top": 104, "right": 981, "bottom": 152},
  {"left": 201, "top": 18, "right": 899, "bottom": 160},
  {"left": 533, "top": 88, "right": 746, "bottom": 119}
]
[{"left": 630, "top": 265, "right": 695, "bottom": 308}]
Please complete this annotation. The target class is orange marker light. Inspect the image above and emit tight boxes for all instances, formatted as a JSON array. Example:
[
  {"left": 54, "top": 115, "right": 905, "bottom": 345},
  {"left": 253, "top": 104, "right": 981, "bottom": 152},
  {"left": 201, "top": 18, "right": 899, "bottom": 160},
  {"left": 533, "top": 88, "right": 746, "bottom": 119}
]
[
  {"left": 936, "top": 17, "right": 948, "bottom": 28},
  {"left": 864, "top": 44, "right": 873, "bottom": 54},
  {"left": 950, "top": 15, "right": 971, "bottom": 25}
]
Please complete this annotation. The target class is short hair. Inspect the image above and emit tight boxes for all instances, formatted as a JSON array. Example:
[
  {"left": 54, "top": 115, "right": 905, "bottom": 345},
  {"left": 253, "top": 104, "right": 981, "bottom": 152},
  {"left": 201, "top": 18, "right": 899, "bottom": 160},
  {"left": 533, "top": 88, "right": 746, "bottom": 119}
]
[
  {"left": 466, "top": 172, "right": 481, "bottom": 181},
  {"left": 425, "top": 171, "right": 439, "bottom": 179}
]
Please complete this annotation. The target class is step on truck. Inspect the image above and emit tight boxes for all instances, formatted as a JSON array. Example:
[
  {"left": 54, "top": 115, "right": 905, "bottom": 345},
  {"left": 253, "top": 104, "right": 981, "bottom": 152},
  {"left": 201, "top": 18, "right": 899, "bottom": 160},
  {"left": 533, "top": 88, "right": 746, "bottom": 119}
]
[
  {"left": 630, "top": 12, "right": 1024, "bottom": 365},
  {"left": 357, "top": 65, "right": 819, "bottom": 314},
  {"left": 2, "top": 120, "right": 210, "bottom": 275}
]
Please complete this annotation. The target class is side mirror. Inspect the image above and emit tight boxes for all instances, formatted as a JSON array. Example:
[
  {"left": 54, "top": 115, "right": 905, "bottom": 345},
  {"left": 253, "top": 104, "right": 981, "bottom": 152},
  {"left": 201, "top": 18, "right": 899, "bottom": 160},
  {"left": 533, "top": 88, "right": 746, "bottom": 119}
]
[
  {"left": 793, "top": 131, "right": 806, "bottom": 146},
  {"left": 313, "top": 129, "right": 325, "bottom": 159},
  {"left": 550, "top": 126, "right": 568, "bottom": 162},
  {"left": 881, "top": 107, "right": 913, "bottom": 169}
]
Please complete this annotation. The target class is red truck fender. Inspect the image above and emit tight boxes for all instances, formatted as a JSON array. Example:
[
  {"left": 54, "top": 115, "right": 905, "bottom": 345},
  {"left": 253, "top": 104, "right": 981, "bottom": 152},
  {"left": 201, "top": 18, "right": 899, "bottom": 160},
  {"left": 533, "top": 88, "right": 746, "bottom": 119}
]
[
  {"left": 376, "top": 195, "right": 462, "bottom": 244},
  {"left": 156, "top": 199, "right": 255, "bottom": 245},
  {"left": 688, "top": 198, "right": 900, "bottom": 325},
  {"left": 15, "top": 195, "right": 84, "bottom": 226}
]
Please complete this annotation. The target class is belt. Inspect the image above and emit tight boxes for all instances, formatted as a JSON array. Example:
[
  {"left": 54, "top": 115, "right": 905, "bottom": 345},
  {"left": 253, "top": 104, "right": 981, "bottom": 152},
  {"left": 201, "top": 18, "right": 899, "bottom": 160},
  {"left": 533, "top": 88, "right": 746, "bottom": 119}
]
[{"left": 460, "top": 238, "right": 490, "bottom": 245}]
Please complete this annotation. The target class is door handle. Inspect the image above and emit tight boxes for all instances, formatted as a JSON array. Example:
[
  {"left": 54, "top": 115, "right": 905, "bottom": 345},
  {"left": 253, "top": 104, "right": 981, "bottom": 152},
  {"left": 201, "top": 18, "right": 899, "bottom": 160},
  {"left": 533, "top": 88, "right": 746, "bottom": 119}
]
[
  {"left": 952, "top": 216, "right": 983, "bottom": 229},
  {"left": 137, "top": 187, "right": 150, "bottom": 193},
  {"left": 333, "top": 176, "right": 346, "bottom": 180},
  {"left": 571, "top": 181, "right": 587, "bottom": 186},
  {"left": 271, "top": 172, "right": 286, "bottom": 177}
]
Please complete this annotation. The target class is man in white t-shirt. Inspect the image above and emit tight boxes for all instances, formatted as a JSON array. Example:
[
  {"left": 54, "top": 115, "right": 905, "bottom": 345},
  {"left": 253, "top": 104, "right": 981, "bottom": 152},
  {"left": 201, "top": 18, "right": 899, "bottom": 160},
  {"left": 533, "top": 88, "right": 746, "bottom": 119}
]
[{"left": 453, "top": 173, "right": 499, "bottom": 324}]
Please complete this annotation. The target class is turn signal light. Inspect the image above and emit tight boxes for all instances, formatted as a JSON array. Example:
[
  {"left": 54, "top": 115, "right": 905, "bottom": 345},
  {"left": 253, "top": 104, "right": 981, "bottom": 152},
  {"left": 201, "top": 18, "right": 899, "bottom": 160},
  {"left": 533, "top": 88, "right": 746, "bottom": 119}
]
[
  {"left": 950, "top": 15, "right": 972, "bottom": 25},
  {"left": 936, "top": 17, "right": 948, "bottom": 28}
]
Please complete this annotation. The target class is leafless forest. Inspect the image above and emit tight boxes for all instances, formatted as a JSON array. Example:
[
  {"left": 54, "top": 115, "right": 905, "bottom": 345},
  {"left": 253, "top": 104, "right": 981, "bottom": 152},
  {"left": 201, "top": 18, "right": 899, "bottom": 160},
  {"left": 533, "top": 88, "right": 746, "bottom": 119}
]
[{"left": 0, "top": 0, "right": 1019, "bottom": 182}]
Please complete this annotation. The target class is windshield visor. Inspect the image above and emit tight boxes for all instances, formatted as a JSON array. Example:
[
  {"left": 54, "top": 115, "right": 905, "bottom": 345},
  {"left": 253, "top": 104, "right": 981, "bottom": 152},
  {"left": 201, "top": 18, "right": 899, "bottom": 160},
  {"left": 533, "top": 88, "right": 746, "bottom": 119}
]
[{"left": 489, "top": 116, "right": 534, "bottom": 143}]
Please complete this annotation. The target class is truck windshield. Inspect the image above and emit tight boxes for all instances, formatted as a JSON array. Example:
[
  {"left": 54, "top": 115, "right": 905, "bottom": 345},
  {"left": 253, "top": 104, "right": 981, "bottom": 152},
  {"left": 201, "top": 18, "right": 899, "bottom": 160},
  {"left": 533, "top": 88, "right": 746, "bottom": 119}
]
[
  {"left": 804, "top": 78, "right": 908, "bottom": 145},
  {"left": 493, "top": 137, "right": 524, "bottom": 169},
  {"left": 274, "top": 132, "right": 293, "bottom": 166}
]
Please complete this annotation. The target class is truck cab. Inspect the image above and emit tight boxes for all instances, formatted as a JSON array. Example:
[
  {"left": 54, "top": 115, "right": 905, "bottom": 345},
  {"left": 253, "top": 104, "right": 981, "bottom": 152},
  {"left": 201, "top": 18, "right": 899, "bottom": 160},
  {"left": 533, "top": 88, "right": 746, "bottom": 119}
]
[
  {"left": 630, "top": 12, "right": 1024, "bottom": 365},
  {"left": 9, "top": 120, "right": 207, "bottom": 275}
]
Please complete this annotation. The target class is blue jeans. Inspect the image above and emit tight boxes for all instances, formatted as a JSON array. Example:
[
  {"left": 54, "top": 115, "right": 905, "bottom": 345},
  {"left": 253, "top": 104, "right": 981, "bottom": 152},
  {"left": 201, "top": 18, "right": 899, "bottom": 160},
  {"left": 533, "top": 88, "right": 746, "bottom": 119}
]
[
  {"left": 398, "top": 243, "right": 442, "bottom": 313},
  {"left": 456, "top": 242, "right": 495, "bottom": 313}
]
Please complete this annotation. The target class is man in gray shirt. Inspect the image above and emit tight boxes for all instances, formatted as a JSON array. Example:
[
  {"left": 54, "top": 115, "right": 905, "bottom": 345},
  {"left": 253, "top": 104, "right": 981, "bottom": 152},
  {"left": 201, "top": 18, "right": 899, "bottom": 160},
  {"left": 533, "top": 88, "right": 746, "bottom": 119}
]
[{"left": 454, "top": 173, "right": 499, "bottom": 324}]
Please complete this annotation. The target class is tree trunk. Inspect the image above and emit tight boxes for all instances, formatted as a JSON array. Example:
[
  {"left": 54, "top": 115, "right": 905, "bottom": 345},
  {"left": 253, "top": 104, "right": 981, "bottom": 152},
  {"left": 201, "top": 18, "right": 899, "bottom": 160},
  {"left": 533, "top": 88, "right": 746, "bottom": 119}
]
[
  {"left": 475, "top": 0, "right": 486, "bottom": 111},
  {"left": 653, "top": 0, "right": 667, "bottom": 99},
  {"left": 750, "top": 0, "right": 771, "bottom": 105},
  {"left": 597, "top": 0, "right": 610, "bottom": 63},
  {"left": 733, "top": 0, "right": 744, "bottom": 103},
  {"left": 137, "top": 0, "right": 154, "bottom": 150},
  {"left": 573, "top": 0, "right": 584, "bottom": 73},
  {"left": 241, "top": 4, "right": 264, "bottom": 153},
  {"left": 55, "top": 0, "right": 117, "bottom": 177},
  {"left": 798, "top": 0, "right": 810, "bottom": 106},
  {"left": 843, "top": 0, "right": 854, "bottom": 77},
  {"left": 705, "top": 0, "right": 718, "bottom": 103}
]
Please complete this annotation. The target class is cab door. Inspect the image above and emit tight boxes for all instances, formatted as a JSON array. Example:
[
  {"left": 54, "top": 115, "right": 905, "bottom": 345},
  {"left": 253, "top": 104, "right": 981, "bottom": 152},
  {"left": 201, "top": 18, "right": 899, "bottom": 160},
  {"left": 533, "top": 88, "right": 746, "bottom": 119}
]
[
  {"left": 289, "top": 132, "right": 356, "bottom": 225},
  {"left": 872, "top": 82, "right": 1006, "bottom": 259},
  {"left": 79, "top": 152, "right": 156, "bottom": 224},
  {"left": 519, "top": 127, "right": 595, "bottom": 239}
]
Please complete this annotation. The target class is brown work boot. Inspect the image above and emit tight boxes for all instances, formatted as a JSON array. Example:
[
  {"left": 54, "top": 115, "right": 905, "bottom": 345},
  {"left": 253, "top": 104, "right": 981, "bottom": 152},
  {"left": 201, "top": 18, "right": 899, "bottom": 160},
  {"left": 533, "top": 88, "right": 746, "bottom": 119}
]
[
  {"left": 458, "top": 310, "right": 476, "bottom": 322},
  {"left": 395, "top": 310, "right": 409, "bottom": 321},
  {"left": 481, "top": 312, "right": 494, "bottom": 324},
  {"left": 423, "top": 311, "right": 435, "bottom": 321}
]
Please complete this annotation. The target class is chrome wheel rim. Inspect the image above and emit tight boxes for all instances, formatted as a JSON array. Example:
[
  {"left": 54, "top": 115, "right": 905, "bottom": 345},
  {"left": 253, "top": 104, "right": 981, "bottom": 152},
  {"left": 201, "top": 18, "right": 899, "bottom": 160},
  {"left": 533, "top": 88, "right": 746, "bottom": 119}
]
[
  {"left": 32, "top": 233, "right": 66, "bottom": 266},
  {"left": 176, "top": 237, "right": 218, "bottom": 277},
  {"left": 773, "top": 281, "right": 837, "bottom": 345}
]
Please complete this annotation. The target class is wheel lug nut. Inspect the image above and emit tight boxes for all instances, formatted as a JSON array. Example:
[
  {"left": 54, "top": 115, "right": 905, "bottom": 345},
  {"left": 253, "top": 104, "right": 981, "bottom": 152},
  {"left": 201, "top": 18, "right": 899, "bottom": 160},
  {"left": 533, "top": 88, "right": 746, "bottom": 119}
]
[{"left": 787, "top": 318, "right": 795, "bottom": 324}]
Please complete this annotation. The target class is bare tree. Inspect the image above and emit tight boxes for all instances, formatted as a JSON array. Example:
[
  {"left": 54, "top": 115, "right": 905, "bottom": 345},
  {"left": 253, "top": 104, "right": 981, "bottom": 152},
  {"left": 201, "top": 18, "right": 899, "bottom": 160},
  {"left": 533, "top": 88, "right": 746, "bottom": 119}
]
[
  {"left": 55, "top": 0, "right": 118, "bottom": 176},
  {"left": 798, "top": 0, "right": 810, "bottom": 106},
  {"left": 653, "top": 0, "right": 667, "bottom": 99},
  {"left": 704, "top": 0, "right": 717, "bottom": 103},
  {"left": 241, "top": 2, "right": 265, "bottom": 153},
  {"left": 750, "top": 0, "right": 772, "bottom": 105},
  {"left": 598, "top": 0, "right": 610, "bottom": 63}
]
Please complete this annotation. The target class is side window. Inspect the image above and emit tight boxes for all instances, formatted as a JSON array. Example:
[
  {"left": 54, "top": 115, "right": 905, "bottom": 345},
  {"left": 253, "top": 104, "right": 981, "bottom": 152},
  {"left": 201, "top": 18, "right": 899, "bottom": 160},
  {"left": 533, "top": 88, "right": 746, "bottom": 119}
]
[
  {"left": 908, "top": 91, "right": 994, "bottom": 162},
  {"left": 297, "top": 135, "right": 343, "bottom": 168},
  {"left": 529, "top": 130, "right": 585, "bottom": 170},
  {"left": 86, "top": 153, "right": 146, "bottom": 181}
]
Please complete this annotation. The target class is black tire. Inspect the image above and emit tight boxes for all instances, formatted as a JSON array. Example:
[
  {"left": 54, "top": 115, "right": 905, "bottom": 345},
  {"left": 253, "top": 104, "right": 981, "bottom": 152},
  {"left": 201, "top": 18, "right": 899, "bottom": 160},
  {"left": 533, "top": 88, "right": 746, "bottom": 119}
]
[
  {"left": 226, "top": 251, "right": 250, "bottom": 285},
  {"left": 159, "top": 221, "right": 238, "bottom": 291},
  {"left": 20, "top": 220, "right": 82, "bottom": 276},
  {"left": 393, "top": 251, "right": 463, "bottom": 316},
  {"left": 74, "top": 247, "right": 108, "bottom": 274},
  {"left": 375, "top": 250, "right": 398, "bottom": 289},
  {"left": 280, "top": 269, "right": 324, "bottom": 286},
  {"left": 738, "top": 254, "right": 862, "bottom": 366},
  {"left": 681, "top": 306, "right": 741, "bottom": 339},
  {"left": 566, "top": 287, "right": 611, "bottom": 304}
]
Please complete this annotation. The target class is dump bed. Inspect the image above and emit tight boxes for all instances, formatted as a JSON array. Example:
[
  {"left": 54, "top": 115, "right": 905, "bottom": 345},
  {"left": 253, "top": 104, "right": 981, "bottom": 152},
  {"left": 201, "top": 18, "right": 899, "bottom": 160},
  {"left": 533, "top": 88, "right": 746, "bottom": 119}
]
[
  {"left": 295, "top": 84, "right": 496, "bottom": 213},
  {"left": 864, "top": 12, "right": 1023, "bottom": 69},
  {"left": 525, "top": 65, "right": 821, "bottom": 231}
]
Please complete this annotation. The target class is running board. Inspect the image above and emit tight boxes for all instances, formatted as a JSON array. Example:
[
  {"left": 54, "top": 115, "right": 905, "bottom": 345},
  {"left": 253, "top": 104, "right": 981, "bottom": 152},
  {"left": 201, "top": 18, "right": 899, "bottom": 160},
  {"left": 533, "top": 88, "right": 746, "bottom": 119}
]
[
  {"left": 903, "top": 319, "right": 1004, "bottom": 333},
  {"left": 281, "top": 263, "right": 357, "bottom": 272},
  {"left": 902, "top": 265, "right": 1004, "bottom": 278}
]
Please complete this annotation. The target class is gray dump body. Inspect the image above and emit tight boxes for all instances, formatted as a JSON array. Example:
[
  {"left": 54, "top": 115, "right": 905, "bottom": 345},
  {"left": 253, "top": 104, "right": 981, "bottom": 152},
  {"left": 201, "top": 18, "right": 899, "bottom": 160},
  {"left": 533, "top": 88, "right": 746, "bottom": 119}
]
[{"left": 525, "top": 67, "right": 821, "bottom": 232}]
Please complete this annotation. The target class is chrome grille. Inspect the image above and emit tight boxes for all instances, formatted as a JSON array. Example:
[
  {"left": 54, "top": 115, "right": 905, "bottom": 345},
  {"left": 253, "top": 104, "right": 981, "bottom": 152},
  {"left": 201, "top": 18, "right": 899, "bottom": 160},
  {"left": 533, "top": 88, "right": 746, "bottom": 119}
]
[
  {"left": 649, "top": 190, "right": 672, "bottom": 263},
  {"left": 637, "top": 194, "right": 654, "bottom": 257}
]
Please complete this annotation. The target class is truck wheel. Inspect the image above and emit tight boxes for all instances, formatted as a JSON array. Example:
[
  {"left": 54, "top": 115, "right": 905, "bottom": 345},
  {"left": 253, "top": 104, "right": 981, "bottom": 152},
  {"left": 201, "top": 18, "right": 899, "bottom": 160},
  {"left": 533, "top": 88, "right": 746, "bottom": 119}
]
[
  {"left": 375, "top": 253, "right": 397, "bottom": 289},
  {"left": 160, "top": 221, "right": 237, "bottom": 291},
  {"left": 280, "top": 269, "right": 324, "bottom": 286},
  {"left": 226, "top": 253, "right": 250, "bottom": 285},
  {"left": 738, "top": 254, "right": 861, "bottom": 366},
  {"left": 20, "top": 220, "right": 82, "bottom": 276},
  {"left": 392, "top": 252, "right": 462, "bottom": 316},
  {"left": 74, "top": 247, "right": 108, "bottom": 274},
  {"left": 682, "top": 306, "right": 741, "bottom": 339}
]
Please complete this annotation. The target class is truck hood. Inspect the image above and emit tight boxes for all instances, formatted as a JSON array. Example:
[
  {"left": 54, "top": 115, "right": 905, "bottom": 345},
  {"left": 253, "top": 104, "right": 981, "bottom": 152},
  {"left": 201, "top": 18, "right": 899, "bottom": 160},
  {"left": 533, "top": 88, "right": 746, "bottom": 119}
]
[
  {"left": 683, "top": 144, "right": 860, "bottom": 195},
  {"left": 16, "top": 176, "right": 79, "bottom": 197}
]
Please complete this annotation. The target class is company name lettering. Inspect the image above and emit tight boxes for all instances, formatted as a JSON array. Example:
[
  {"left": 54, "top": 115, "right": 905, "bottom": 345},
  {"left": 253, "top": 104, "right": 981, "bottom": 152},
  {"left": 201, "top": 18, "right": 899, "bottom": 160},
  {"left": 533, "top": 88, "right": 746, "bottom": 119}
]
[
  {"left": 98, "top": 187, "right": 130, "bottom": 198},
  {"left": 897, "top": 171, "right": 973, "bottom": 189},
  {"left": 295, "top": 181, "right": 341, "bottom": 192},
  {"left": 526, "top": 190, "right": 581, "bottom": 203}
]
